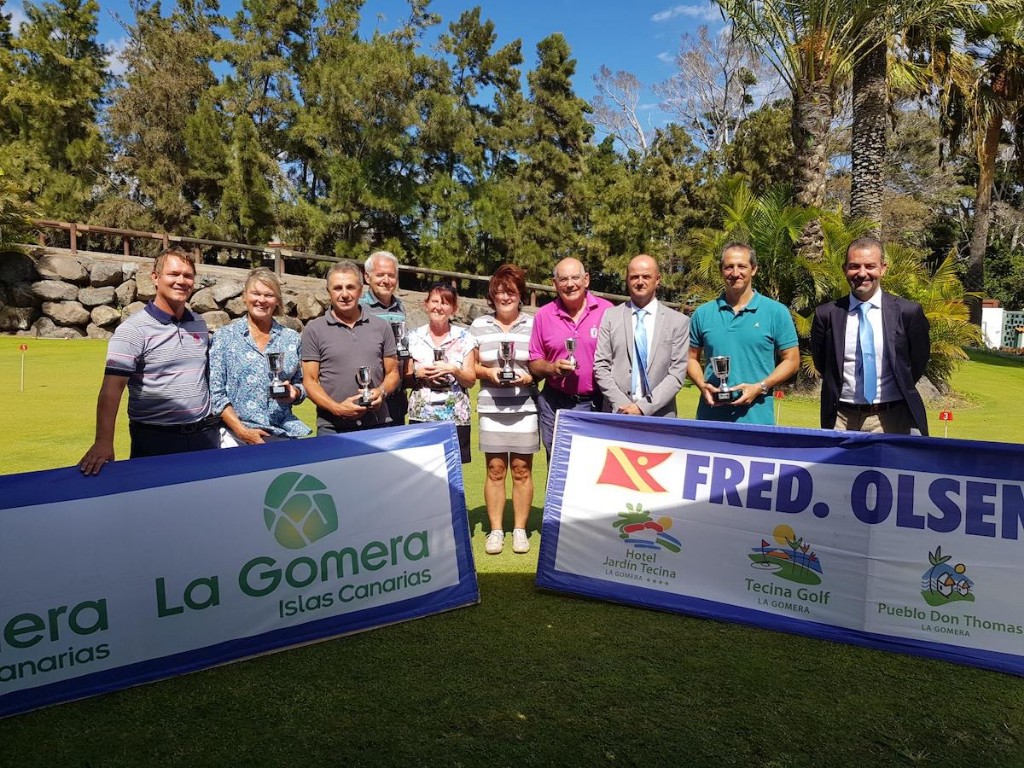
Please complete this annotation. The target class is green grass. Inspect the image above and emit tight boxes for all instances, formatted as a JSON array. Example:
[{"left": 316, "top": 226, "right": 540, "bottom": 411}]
[{"left": 2, "top": 337, "right": 1024, "bottom": 767}]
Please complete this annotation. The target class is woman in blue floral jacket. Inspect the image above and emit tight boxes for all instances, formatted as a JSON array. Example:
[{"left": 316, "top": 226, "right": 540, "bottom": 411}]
[{"left": 209, "top": 268, "right": 311, "bottom": 446}]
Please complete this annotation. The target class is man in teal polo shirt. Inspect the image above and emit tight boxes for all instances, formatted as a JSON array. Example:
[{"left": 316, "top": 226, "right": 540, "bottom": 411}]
[{"left": 686, "top": 243, "right": 799, "bottom": 425}]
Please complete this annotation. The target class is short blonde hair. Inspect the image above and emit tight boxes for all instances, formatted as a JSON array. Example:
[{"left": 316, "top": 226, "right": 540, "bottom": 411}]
[{"left": 245, "top": 267, "right": 283, "bottom": 315}]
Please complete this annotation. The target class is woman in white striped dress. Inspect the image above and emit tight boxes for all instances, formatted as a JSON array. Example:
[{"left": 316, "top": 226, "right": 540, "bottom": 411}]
[{"left": 471, "top": 264, "right": 539, "bottom": 555}]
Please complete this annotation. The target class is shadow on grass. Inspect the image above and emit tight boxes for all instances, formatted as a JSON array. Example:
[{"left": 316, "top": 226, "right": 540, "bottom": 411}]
[
  {"left": 4, "top": 570, "right": 1023, "bottom": 768},
  {"left": 467, "top": 503, "right": 545, "bottom": 537},
  {"left": 966, "top": 347, "right": 1024, "bottom": 368}
]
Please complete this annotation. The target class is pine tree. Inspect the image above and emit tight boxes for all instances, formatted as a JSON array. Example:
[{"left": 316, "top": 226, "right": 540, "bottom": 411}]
[
  {"left": 514, "top": 34, "right": 593, "bottom": 281},
  {"left": 102, "top": 0, "right": 221, "bottom": 231},
  {"left": 1, "top": 0, "right": 108, "bottom": 219}
]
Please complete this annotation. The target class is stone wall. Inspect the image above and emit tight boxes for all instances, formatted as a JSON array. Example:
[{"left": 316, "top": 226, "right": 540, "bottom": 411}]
[{"left": 0, "top": 249, "right": 485, "bottom": 338}]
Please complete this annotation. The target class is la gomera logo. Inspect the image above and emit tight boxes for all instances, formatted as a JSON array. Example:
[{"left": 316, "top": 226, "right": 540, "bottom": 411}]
[{"left": 263, "top": 472, "right": 339, "bottom": 549}]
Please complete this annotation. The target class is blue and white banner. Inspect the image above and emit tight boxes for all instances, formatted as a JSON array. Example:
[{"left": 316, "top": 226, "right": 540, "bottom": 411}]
[
  {"left": 0, "top": 422, "right": 478, "bottom": 718},
  {"left": 537, "top": 411, "right": 1024, "bottom": 676}
]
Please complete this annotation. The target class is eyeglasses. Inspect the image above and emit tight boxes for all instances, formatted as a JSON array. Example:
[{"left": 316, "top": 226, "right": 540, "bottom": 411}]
[{"left": 554, "top": 274, "right": 585, "bottom": 286}]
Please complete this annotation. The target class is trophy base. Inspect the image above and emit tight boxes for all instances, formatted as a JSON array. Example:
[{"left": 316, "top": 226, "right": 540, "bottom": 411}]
[
  {"left": 714, "top": 389, "right": 740, "bottom": 403},
  {"left": 499, "top": 373, "right": 517, "bottom": 383},
  {"left": 269, "top": 383, "right": 288, "bottom": 398},
  {"left": 358, "top": 393, "right": 375, "bottom": 407}
]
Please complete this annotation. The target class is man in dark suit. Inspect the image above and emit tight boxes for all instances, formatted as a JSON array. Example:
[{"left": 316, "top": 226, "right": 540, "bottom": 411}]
[
  {"left": 594, "top": 255, "right": 690, "bottom": 417},
  {"left": 810, "top": 237, "right": 931, "bottom": 435}
]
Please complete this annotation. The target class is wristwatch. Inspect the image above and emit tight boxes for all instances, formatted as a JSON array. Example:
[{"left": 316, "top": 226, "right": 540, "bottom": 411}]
[{"left": 759, "top": 381, "right": 769, "bottom": 396}]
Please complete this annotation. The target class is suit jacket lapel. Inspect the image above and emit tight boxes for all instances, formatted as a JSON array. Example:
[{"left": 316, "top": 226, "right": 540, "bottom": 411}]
[
  {"left": 644, "top": 305, "right": 666, "bottom": 371},
  {"left": 833, "top": 296, "right": 850, "bottom": 376},
  {"left": 880, "top": 292, "right": 899, "bottom": 370},
  {"left": 623, "top": 304, "right": 635, "bottom": 367}
]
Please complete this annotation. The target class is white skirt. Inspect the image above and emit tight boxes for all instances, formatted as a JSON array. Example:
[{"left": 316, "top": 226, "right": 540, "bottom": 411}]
[{"left": 478, "top": 412, "right": 540, "bottom": 454}]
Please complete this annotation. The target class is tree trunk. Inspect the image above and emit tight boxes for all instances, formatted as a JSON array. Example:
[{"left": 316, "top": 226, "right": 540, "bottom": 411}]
[
  {"left": 791, "top": 76, "right": 833, "bottom": 261},
  {"left": 966, "top": 115, "right": 1000, "bottom": 326},
  {"left": 850, "top": 39, "right": 888, "bottom": 233},
  {"left": 791, "top": 76, "right": 833, "bottom": 209}
]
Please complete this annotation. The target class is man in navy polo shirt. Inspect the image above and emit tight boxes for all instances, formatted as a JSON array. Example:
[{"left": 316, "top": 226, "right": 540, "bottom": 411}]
[{"left": 80, "top": 247, "right": 218, "bottom": 475}]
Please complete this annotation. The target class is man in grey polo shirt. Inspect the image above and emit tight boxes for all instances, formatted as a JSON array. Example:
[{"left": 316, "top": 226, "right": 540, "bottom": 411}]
[
  {"left": 359, "top": 250, "right": 408, "bottom": 425},
  {"left": 302, "top": 260, "right": 401, "bottom": 434},
  {"left": 79, "top": 247, "right": 218, "bottom": 475}
]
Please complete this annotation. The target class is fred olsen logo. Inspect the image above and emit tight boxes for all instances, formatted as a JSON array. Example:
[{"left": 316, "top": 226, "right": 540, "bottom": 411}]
[
  {"left": 263, "top": 472, "right": 339, "bottom": 549},
  {"left": 597, "top": 446, "right": 671, "bottom": 493}
]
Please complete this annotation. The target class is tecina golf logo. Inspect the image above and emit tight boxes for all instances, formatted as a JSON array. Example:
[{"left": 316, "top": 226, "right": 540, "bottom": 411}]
[{"left": 263, "top": 472, "right": 339, "bottom": 549}]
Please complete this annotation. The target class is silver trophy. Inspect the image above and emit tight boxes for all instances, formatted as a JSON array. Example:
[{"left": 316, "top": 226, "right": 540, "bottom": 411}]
[
  {"left": 711, "top": 355, "right": 735, "bottom": 403},
  {"left": 356, "top": 365, "right": 374, "bottom": 406},
  {"left": 266, "top": 352, "right": 288, "bottom": 398},
  {"left": 565, "top": 337, "right": 578, "bottom": 371},
  {"left": 498, "top": 340, "right": 517, "bottom": 383},
  {"left": 391, "top": 321, "right": 409, "bottom": 359},
  {"left": 433, "top": 348, "right": 454, "bottom": 388}
]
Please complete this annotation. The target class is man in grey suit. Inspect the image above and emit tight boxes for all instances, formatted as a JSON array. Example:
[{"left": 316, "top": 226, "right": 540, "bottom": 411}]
[{"left": 594, "top": 255, "right": 690, "bottom": 417}]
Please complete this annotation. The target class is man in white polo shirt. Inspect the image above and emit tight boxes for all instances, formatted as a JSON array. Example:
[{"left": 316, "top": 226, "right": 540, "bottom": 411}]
[{"left": 79, "top": 247, "right": 217, "bottom": 475}]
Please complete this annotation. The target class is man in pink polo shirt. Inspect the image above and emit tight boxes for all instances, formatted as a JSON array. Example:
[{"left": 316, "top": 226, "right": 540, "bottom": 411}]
[{"left": 529, "top": 257, "right": 612, "bottom": 456}]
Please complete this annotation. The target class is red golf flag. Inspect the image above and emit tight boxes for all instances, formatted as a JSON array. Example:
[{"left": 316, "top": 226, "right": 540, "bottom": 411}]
[{"left": 596, "top": 446, "right": 671, "bottom": 493}]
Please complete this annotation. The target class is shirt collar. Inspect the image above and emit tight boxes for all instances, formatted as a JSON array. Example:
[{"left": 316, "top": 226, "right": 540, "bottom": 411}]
[
  {"left": 145, "top": 301, "right": 195, "bottom": 324},
  {"left": 327, "top": 307, "right": 369, "bottom": 326},
  {"left": 628, "top": 298, "right": 659, "bottom": 315},
  {"left": 849, "top": 290, "right": 883, "bottom": 312},
  {"left": 555, "top": 291, "right": 600, "bottom": 318},
  {"left": 361, "top": 292, "right": 403, "bottom": 312},
  {"left": 715, "top": 291, "right": 762, "bottom": 312},
  {"left": 487, "top": 313, "right": 528, "bottom": 330}
]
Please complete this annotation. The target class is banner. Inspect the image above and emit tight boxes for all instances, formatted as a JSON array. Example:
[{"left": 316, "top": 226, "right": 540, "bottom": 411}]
[
  {"left": 0, "top": 422, "right": 478, "bottom": 718},
  {"left": 537, "top": 411, "right": 1024, "bottom": 676}
]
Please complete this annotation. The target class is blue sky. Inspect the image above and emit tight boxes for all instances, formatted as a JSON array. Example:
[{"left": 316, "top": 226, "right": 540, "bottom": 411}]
[{"left": 7, "top": 0, "right": 726, "bottom": 131}]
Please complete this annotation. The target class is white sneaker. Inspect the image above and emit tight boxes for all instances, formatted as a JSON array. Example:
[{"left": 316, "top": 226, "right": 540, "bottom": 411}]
[
  {"left": 485, "top": 529, "right": 504, "bottom": 555},
  {"left": 512, "top": 528, "right": 530, "bottom": 554}
]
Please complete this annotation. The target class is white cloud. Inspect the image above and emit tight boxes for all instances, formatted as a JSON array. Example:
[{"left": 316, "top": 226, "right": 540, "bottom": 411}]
[
  {"left": 651, "top": 3, "right": 722, "bottom": 24},
  {"left": 106, "top": 36, "right": 129, "bottom": 77},
  {"left": 7, "top": 2, "right": 27, "bottom": 33},
  {"left": 657, "top": 51, "right": 675, "bottom": 64}
]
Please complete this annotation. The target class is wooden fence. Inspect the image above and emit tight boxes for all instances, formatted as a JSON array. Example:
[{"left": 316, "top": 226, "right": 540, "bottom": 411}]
[{"left": 30, "top": 219, "right": 636, "bottom": 306}]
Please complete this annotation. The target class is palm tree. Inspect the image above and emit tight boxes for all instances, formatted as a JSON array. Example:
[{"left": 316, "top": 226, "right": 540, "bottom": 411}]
[
  {"left": 717, "top": 0, "right": 865, "bottom": 209},
  {"left": 689, "top": 177, "right": 869, "bottom": 311},
  {"left": 689, "top": 179, "right": 981, "bottom": 389},
  {"left": 943, "top": 11, "right": 1024, "bottom": 324},
  {"left": 716, "top": 0, "right": 1004, "bottom": 245},
  {"left": 849, "top": 1, "right": 995, "bottom": 230}
]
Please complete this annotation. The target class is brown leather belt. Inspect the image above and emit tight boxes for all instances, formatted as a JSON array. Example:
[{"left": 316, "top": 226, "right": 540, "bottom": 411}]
[{"left": 839, "top": 401, "right": 902, "bottom": 414}]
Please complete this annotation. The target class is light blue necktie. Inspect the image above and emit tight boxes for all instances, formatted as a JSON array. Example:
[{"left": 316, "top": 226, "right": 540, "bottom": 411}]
[
  {"left": 633, "top": 308, "right": 650, "bottom": 399},
  {"left": 858, "top": 302, "right": 877, "bottom": 403}
]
